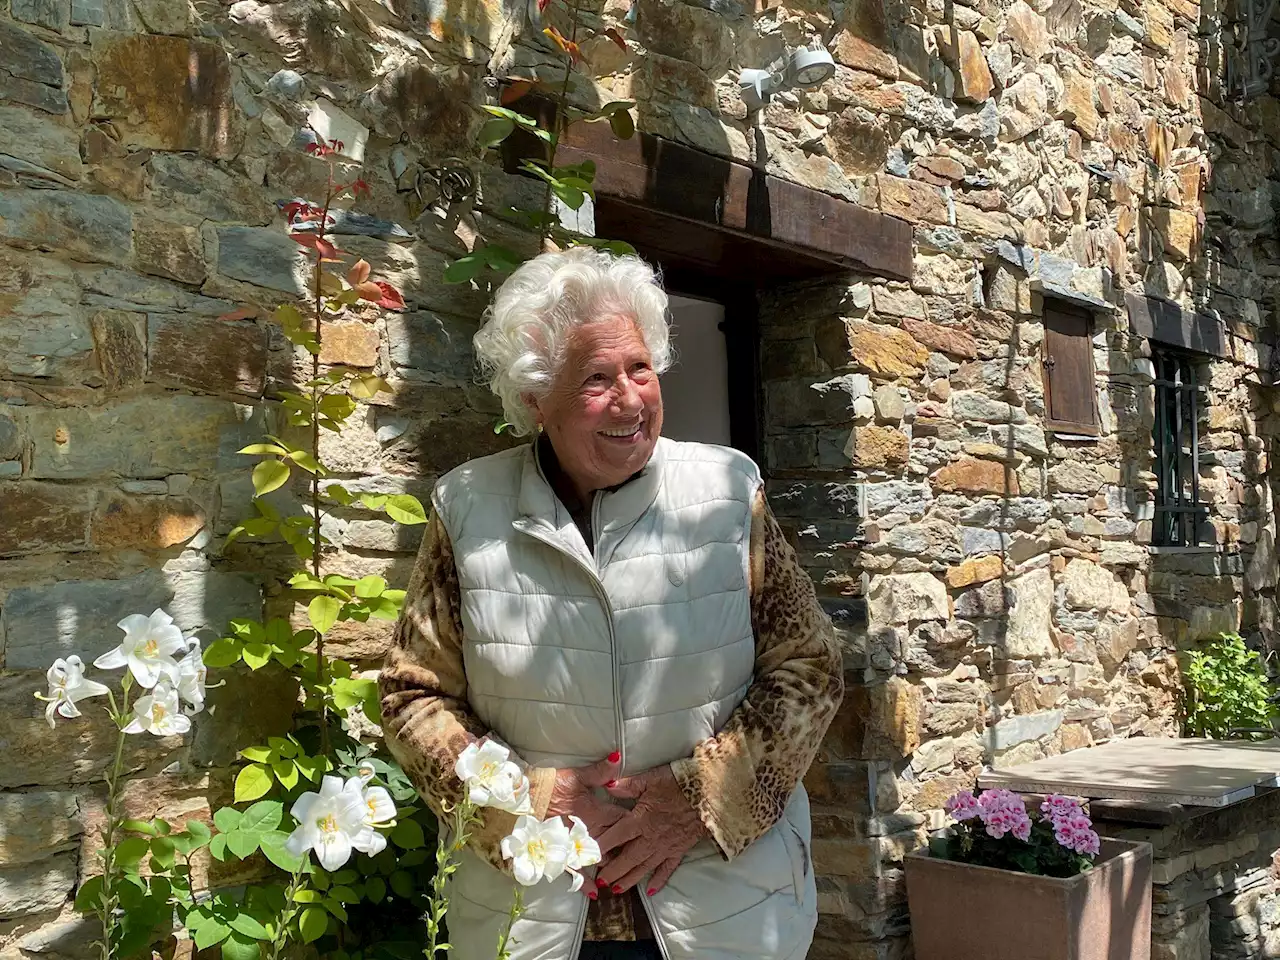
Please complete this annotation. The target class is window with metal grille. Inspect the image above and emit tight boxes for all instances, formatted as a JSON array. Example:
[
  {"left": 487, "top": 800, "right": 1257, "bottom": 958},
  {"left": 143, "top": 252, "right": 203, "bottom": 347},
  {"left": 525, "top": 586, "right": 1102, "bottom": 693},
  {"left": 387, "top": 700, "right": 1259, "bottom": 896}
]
[{"left": 1152, "top": 350, "right": 1210, "bottom": 546}]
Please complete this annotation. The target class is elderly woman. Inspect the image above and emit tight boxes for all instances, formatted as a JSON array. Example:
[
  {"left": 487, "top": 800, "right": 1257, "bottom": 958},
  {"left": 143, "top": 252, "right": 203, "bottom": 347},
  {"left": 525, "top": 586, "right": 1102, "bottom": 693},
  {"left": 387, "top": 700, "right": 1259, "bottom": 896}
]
[{"left": 379, "top": 248, "right": 843, "bottom": 960}]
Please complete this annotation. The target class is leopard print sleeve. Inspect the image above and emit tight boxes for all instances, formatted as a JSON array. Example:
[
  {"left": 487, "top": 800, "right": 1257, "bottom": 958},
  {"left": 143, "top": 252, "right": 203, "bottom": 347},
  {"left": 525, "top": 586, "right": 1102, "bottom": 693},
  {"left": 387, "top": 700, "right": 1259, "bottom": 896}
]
[
  {"left": 670, "top": 489, "right": 845, "bottom": 860},
  {"left": 378, "top": 509, "right": 556, "bottom": 870}
]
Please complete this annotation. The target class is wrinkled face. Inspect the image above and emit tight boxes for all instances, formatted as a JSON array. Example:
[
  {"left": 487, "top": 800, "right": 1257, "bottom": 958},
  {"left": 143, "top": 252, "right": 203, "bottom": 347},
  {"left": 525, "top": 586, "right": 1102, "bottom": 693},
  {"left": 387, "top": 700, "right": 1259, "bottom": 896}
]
[{"left": 529, "top": 315, "right": 663, "bottom": 498}]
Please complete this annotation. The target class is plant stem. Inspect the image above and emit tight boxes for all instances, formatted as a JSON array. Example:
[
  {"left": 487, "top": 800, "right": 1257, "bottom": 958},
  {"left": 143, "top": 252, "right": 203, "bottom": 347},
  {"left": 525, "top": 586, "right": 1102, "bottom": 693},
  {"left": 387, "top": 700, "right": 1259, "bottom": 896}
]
[
  {"left": 424, "top": 799, "right": 480, "bottom": 960},
  {"left": 312, "top": 168, "right": 334, "bottom": 761},
  {"left": 495, "top": 887, "right": 524, "bottom": 960},
  {"left": 266, "top": 867, "right": 307, "bottom": 960},
  {"left": 541, "top": 3, "right": 582, "bottom": 244},
  {"left": 98, "top": 683, "right": 133, "bottom": 960}
]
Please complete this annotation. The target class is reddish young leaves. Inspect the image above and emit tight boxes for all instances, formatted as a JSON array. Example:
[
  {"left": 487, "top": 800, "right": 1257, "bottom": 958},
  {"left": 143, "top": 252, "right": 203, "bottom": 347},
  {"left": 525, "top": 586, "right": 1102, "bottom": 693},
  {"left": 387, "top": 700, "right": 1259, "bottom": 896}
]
[
  {"left": 346, "top": 259, "right": 372, "bottom": 287},
  {"left": 544, "top": 26, "right": 582, "bottom": 63},
  {"left": 501, "top": 79, "right": 536, "bottom": 105},
  {"left": 603, "top": 27, "right": 627, "bottom": 51},
  {"left": 373, "top": 282, "right": 406, "bottom": 311},
  {"left": 217, "top": 306, "right": 259, "bottom": 322},
  {"left": 290, "top": 232, "right": 343, "bottom": 260}
]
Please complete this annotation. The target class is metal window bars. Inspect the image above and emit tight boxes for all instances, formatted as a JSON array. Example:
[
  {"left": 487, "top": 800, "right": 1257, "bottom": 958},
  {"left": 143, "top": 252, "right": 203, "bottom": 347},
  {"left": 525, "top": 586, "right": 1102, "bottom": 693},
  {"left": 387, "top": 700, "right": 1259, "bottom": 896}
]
[{"left": 1152, "top": 350, "right": 1209, "bottom": 546}]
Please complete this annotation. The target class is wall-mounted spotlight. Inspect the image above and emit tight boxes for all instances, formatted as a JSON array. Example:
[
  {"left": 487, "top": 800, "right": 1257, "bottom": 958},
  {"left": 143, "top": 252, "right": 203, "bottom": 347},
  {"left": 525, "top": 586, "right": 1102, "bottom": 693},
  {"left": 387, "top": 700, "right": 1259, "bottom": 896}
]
[{"left": 739, "top": 40, "right": 837, "bottom": 112}]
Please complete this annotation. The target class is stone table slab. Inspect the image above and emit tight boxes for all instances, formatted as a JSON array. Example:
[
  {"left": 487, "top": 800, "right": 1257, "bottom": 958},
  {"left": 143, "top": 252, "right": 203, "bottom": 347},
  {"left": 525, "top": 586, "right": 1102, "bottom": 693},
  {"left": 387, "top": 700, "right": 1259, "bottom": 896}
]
[{"left": 978, "top": 738, "right": 1280, "bottom": 806}]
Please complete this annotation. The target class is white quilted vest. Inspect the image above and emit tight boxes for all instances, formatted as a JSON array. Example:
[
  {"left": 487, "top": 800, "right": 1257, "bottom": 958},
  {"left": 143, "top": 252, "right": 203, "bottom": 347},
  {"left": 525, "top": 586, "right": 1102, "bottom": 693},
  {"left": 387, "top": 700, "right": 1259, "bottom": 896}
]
[{"left": 431, "top": 437, "right": 817, "bottom": 960}]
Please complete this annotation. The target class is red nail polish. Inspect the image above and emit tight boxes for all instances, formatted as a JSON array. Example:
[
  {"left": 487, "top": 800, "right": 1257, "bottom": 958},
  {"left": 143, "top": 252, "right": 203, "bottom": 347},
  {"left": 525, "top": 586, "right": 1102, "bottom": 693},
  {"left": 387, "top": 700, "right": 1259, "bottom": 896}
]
[
  {"left": 596, "top": 878, "right": 608, "bottom": 889},
  {"left": 611, "top": 885, "right": 623, "bottom": 895},
  {"left": 647, "top": 888, "right": 656, "bottom": 896},
  {"left": 608, "top": 751, "right": 621, "bottom": 764},
  {"left": 587, "top": 891, "right": 598, "bottom": 900},
  {"left": 606, "top": 779, "right": 618, "bottom": 788}
]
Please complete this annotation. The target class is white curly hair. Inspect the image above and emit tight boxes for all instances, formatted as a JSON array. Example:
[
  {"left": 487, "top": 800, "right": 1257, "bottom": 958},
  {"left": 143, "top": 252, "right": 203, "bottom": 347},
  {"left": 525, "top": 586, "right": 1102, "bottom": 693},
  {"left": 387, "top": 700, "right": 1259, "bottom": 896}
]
[{"left": 472, "top": 247, "right": 672, "bottom": 437}]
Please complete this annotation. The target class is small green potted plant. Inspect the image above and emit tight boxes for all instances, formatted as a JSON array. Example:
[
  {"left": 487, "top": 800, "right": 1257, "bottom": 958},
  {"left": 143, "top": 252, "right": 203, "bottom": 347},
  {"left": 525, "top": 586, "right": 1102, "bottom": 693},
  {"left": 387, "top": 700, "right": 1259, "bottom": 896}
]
[{"left": 905, "top": 789, "right": 1152, "bottom": 960}]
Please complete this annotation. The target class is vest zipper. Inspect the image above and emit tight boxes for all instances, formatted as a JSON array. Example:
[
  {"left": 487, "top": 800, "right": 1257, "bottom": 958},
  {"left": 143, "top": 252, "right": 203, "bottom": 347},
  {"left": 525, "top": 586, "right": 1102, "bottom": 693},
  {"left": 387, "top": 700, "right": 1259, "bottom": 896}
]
[
  {"left": 515, "top": 514, "right": 675, "bottom": 960},
  {"left": 590, "top": 491, "right": 626, "bottom": 773}
]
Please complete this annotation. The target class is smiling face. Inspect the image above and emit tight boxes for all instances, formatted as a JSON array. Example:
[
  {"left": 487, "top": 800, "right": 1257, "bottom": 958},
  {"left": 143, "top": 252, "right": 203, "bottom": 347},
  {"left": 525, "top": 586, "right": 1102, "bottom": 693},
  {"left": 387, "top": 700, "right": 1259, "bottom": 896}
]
[{"left": 528, "top": 315, "right": 663, "bottom": 501}]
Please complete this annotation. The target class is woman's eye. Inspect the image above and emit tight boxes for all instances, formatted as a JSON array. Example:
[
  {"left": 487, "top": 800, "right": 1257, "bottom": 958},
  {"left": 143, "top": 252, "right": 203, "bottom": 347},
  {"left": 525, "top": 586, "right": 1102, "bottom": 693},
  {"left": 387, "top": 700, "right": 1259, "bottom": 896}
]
[{"left": 585, "top": 373, "right": 610, "bottom": 386}]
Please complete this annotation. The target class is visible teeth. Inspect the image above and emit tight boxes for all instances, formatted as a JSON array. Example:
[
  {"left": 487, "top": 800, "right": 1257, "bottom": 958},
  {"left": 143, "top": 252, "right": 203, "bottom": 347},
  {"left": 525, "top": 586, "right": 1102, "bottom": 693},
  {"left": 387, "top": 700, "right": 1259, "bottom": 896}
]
[{"left": 601, "top": 424, "right": 640, "bottom": 437}]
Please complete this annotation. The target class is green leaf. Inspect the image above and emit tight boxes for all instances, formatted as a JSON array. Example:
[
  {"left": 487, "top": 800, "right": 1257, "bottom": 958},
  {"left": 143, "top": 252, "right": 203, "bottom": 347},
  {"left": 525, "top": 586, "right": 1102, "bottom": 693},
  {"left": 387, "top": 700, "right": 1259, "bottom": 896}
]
[
  {"left": 389, "top": 870, "right": 414, "bottom": 898},
  {"left": 275, "top": 303, "right": 305, "bottom": 327},
  {"left": 116, "top": 837, "right": 151, "bottom": 867},
  {"left": 287, "top": 450, "right": 325, "bottom": 474},
  {"left": 329, "top": 885, "right": 359, "bottom": 903},
  {"left": 294, "top": 753, "right": 327, "bottom": 782},
  {"left": 259, "top": 831, "right": 304, "bottom": 872},
  {"left": 364, "top": 876, "right": 387, "bottom": 904},
  {"left": 241, "top": 642, "right": 273, "bottom": 671},
  {"left": 252, "top": 460, "right": 290, "bottom": 497},
  {"left": 121, "top": 819, "right": 157, "bottom": 836},
  {"left": 234, "top": 763, "right": 274, "bottom": 803},
  {"left": 349, "top": 375, "right": 390, "bottom": 400},
  {"left": 208, "top": 833, "right": 229, "bottom": 861},
  {"left": 194, "top": 919, "right": 232, "bottom": 951},
  {"left": 240, "top": 800, "right": 284, "bottom": 833},
  {"left": 551, "top": 181, "right": 585, "bottom": 210},
  {"left": 309, "top": 595, "right": 341, "bottom": 635},
  {"left": 150, "top": 836, "right": 177, "bottom": 870},
  {"left": 479, "top": 115, "right": 516, "bottom": 147},
  {"left": 223, "top": 930, "right": 263, "bottom": 960},
  {"left": 364, "top": 595, "right": 400, "bottom": 621},
  {"left": 239, "top": 744, "right": 274, "bottom": 763},
  {"left": 227, "top": 830, "right": 261, "bottom": 860},
  {"left": 228, "top": 912, "right": 270, "bottom": 941},
  {"left": 74, "top": 875, "right": 104, "bottom": 913},
  {"left": 443, "top": 254, "right": 485, "bottom": 284},
  {"left": 609, "top": 108, "right": 635, "bottom": 140},
  {"left": 239, "top": 443, "right": 288, "bottom": 456},
  {"left": 185, "top": 819, "right": 212, "bottom": 845},
  {"left": 324, "top": 483, "right": 356, "bottom": 506},
  {"left": 291, "top": 889, "right": 323, "bottom": 903},
  {"left": 299, "top": 907, "right": 328, "bottom": 944},
  {"left": 323, "top": 898, "right": 349, "bottom": 922},
  {"left": 390, "top": 819, "right": 425, "bottom": 850},
  {"left": 354, "top": 575, "right": 387, "bottom": 599},
  {"left": 384, "top": 494, "right": 428, "bottom": 525},
  {"left": 273, "top": 759, "right": 300, "bottom": 790},
  {"left": 203, "top": 636, "right": 243, "bottom": 668}
]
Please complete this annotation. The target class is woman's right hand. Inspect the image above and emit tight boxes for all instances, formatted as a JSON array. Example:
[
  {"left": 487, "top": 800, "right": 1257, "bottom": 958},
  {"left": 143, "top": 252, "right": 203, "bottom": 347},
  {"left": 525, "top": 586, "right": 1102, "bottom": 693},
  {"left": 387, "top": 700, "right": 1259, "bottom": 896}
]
[{"left": 546, "top": 752, "right": 626, "bottom": 838}]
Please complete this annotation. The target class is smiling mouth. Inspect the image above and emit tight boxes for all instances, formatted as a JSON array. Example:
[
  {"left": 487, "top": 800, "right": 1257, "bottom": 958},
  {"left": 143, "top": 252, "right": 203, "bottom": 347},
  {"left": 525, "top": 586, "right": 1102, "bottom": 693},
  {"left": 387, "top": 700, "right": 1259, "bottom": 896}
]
[{"left": 599, "top": 422, "right": 642, "bottom": 439}]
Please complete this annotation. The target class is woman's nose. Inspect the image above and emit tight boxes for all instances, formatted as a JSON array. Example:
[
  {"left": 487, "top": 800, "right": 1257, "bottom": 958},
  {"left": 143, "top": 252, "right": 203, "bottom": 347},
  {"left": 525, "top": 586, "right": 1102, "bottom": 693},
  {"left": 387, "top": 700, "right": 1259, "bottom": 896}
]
[{"left": 613, "top": 376, "right": 643, "bottom": 414}]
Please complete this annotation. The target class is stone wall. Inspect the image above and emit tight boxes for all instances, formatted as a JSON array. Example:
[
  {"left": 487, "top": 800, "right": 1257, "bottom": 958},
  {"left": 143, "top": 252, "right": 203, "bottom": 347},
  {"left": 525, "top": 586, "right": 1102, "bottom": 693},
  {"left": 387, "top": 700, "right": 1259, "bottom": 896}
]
[
  {"left": 0, "top": 0, "right": 1278, "bottom": 957},
  {"left": 1094, "top": 794, "right": 1280, "bottom": 960}
]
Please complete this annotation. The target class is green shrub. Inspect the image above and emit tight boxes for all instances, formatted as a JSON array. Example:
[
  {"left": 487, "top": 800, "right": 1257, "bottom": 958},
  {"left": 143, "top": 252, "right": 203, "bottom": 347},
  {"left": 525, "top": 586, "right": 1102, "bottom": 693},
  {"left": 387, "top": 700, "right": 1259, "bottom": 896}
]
[{"left": 1182, "top": 633, "right": 1277, "bottom": 739}]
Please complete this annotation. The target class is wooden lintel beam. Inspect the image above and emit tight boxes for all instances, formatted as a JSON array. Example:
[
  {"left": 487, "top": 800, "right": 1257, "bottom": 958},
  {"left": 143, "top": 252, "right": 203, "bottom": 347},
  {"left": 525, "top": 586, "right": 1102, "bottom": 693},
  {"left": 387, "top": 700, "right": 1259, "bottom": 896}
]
[{"left": 557, "top": 122, "right": 912, "bottom": 280}]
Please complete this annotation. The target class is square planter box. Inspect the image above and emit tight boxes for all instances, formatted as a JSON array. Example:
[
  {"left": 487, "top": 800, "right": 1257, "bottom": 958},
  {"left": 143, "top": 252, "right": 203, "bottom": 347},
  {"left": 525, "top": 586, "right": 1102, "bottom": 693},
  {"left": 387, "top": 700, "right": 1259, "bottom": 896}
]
[{"left": 905, "top": 838, "right": 1153, "bottom": 960}]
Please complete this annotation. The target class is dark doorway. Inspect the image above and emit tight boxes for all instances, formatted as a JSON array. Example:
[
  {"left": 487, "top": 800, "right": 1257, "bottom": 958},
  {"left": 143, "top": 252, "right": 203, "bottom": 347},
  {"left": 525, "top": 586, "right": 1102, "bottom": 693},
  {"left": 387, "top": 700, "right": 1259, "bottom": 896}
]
[{"left": 594, "top": 197, "right": 850, "bottom": 470}]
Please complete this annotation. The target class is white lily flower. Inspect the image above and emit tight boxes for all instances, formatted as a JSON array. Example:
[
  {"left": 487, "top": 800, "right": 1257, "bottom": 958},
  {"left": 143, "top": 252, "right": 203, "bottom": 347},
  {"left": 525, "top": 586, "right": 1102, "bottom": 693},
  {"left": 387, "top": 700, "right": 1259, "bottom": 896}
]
[
  {"left": 455, "top": 741, "right": 534, "bottom": 814},
  {"left": 564, "top": 816, "right": 602, "bottom": 892},
  {"left": 356, "top": 761, "right": 377, "bottom": 784},
  {"left": 94, "top": 609, "right": 185, "bottom": 688},
  {"left": 348, "top": 775, "right": 397, "bottom": 828},
  {"left": 174, "top": 639, "right": 211, "bottom": 715},
  {"left": 122, "top": 677, "right": 192, "bottom": 737},
  {"left": 286, "top": 775, "right": 387, "bottom": 870},
  {"left": 500, "top": 815, "right": 572, "bottom": 887},
  {"left": 40, "top": 656, "right": 111, "bottom": 729}
]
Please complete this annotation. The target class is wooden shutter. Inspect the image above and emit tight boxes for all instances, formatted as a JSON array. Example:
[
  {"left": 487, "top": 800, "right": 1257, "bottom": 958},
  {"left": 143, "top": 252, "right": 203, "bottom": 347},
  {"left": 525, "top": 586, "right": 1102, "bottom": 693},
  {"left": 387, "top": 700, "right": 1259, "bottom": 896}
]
[{"left": 1042, "top": 302, "right": 1099, "bottom": 435}]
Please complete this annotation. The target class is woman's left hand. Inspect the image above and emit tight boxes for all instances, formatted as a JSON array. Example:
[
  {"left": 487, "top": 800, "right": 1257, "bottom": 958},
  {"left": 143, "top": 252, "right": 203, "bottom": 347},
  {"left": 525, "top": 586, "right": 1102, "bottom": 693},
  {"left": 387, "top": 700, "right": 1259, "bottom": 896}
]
[{"left": 594, "top": 765, "right": 705, "bottom": 895}]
